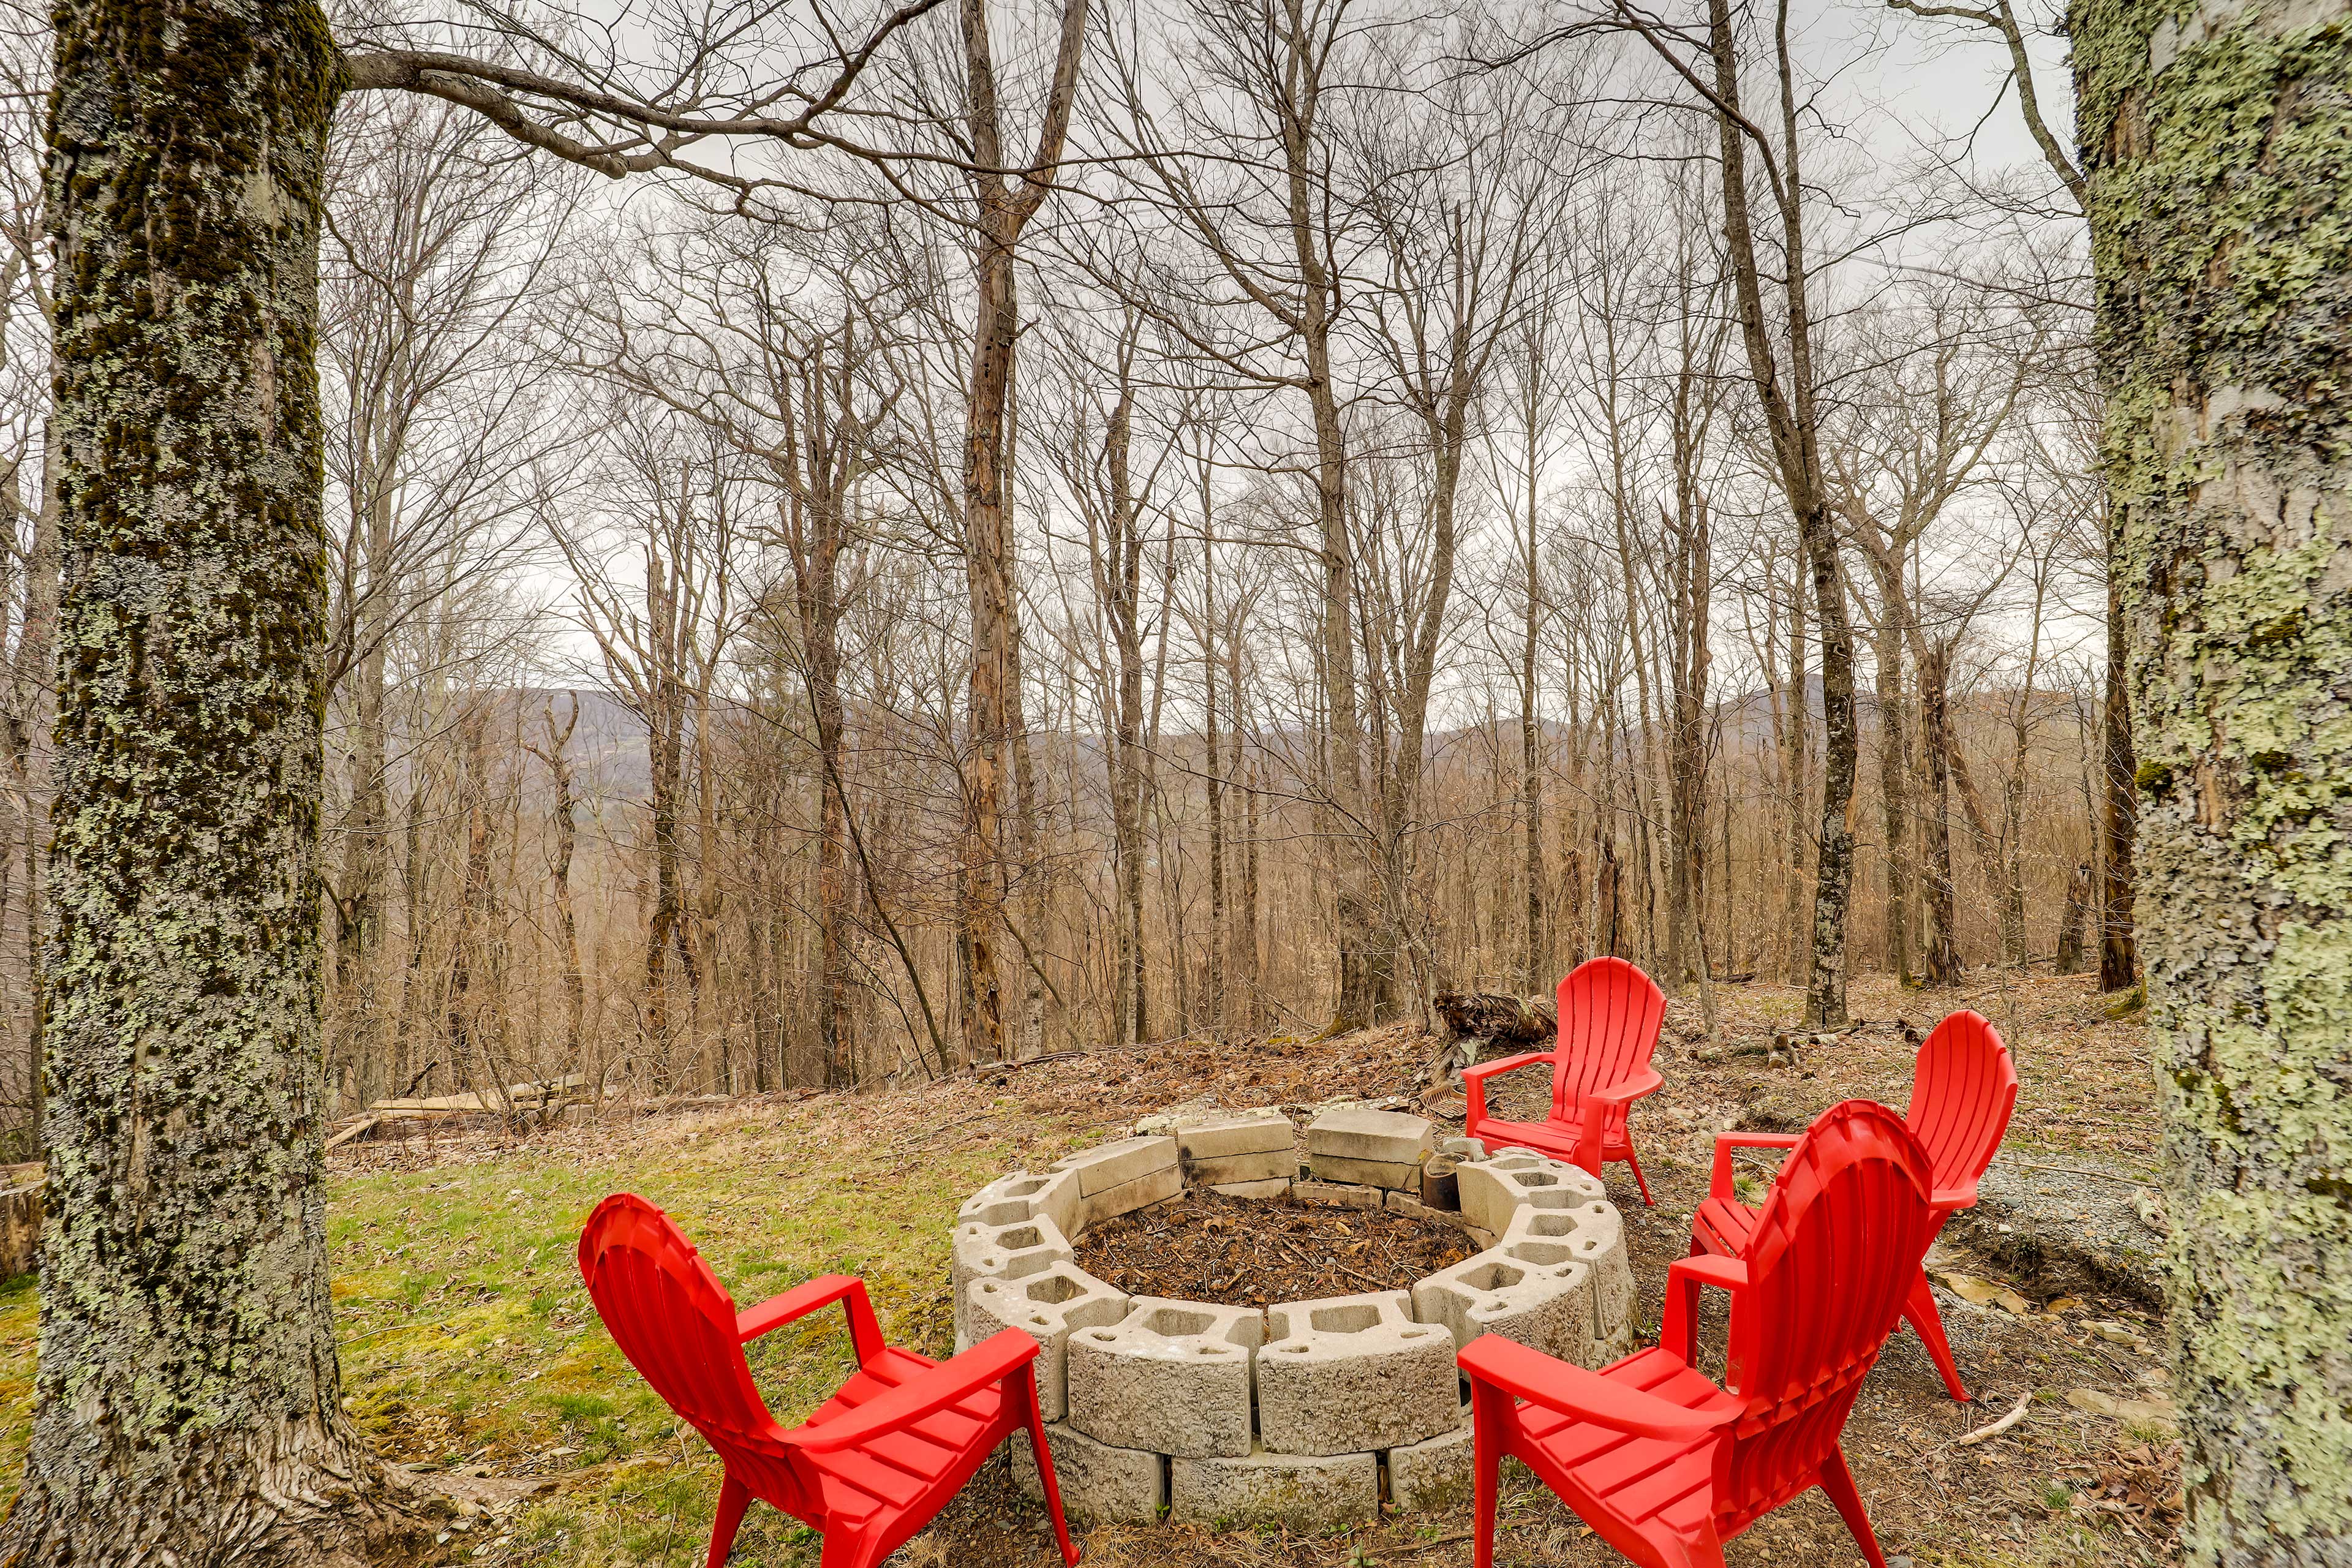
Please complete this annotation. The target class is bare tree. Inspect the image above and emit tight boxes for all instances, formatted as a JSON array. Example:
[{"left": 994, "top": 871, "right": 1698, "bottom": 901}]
[{"left": 1591, "top": 0, "right": 1868, "bottom": 1024}]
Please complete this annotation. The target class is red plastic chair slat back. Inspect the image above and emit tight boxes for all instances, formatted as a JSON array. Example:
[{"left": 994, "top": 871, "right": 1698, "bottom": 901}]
[
  {"left": 1718, "top": 1101, "right": 1937, "bottom": 1522},
  {"left": 1550, "top": 957, "right": 1667, "bottom": 1118},
  {"left": 578, "top": 1194, "right": 797, "bottom": 1496},
  {"left": 1903, "top": 1010, "right": 2018, "bottom": 1195}
]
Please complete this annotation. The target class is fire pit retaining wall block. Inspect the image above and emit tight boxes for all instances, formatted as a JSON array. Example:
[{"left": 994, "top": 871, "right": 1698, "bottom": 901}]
[
  {"left": 1065, "top": 1295, "right": 1264, "bottom": 1458},
  {"left": 1256, "top": 1290, "right": 1460, "bottom": 1456}
]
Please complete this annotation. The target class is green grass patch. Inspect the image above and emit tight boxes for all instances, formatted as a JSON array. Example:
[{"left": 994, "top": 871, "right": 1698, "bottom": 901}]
[{"left": 0, "top": 1096, "right": 1069, "bottom": 1564}]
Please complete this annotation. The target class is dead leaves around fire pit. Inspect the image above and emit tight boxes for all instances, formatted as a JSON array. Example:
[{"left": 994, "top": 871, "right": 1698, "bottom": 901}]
[{"left": 1070, "top": 1189, "right": 1474, "bottom": 1308}]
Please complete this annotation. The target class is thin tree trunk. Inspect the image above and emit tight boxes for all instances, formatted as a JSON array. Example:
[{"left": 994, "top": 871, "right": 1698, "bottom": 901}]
[
  {"left": 953, "top": 0, "right": 1088, "bottom": 1066},
  {"left": 1918, "top": 640, "right": 1961, "bottom": 987},
  {"left": 2098, "top": 571, "right": 2139, "bottom": 992},
  {"left": 1703, "top": 0, "right": 1857, "bottom": 1026},
  {"left": 9, "top": 5, "right": 427, "bottom": 1553},
  {"left": 1780, "top": 556, "right": 1810, "bottom": 984},
  {"left": 1234, "top": 650, "right": 1260, "bottom": 1028},
  {"left": 529, "top": 699, "right": 587, "bottom": 1085},
  {"left": 1199, "top": 461, "right": 1226, "bottom": 1036},
  {"left": 1521, "top": 477, "right": 1545, "bottom": 993},
  {"left": 1105, "top": 379, "right": 1147, "bottom": 1044},
  {"left": 1875, "top": 617, "right": 1912, "bottom": 981}
]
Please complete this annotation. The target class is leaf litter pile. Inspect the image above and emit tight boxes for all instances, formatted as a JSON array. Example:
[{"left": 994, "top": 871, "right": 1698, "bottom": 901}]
[{"left": 1071, "top": 1189, "right": 1476, "bottom": 1307}]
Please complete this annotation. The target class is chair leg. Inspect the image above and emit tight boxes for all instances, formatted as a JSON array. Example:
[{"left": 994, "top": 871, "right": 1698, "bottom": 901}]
[
  {"left": 1017, "top": 1366, "right": 1083, "bottom": 1565},
  {"left": 1819, "top": 1447, "right": 1890, "bottom": 1568},
  {"left": 1904, "top": 1268, "right": 1970, "bottom": 1402},
  {"left": 1679, "top": 1245, "right": 1706, "bottom": 1357},
  {"left": 706, "top": 1475, "right": 752, "bottom": 1568},
  {"left": 1623, "top": 1142, "right": 1656, "bottom": 1206},
  {"left": 1471, "top": 1382, "right": 1505, "bottom": 1568},
  {"left": 817, "top": 1529, "right": 880, "bottom": 1568}
]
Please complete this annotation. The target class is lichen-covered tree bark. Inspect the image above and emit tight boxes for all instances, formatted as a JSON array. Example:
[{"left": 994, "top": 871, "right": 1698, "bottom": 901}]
[
  {"left": 7, "top": 2, "right": 425, "bottom": 1559},
  {"left": 2073, "top": 1, "right": 2352, "bottom": 1561}
]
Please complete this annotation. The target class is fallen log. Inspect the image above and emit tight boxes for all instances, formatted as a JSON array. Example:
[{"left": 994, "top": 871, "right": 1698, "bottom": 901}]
[{"left": 1433, "top": 992, "right": 1556, "bottom": 1047}]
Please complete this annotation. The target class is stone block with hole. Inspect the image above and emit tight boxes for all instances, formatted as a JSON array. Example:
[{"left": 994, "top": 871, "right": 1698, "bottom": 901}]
[
  {"left": 1168, "top": 1444, "right": 1378, "bottom": 1531},
  {"left": 1178, "top": 1112, "right": 1295, "bottom": 1161},
  {"left": 958, "top": 1168, "right": 1082, "bottom": 1235},
  {"left": 1185, "top": 1148, "right": 1297, "bottom": 1186},
  {"left": 1052, "top": 1134, "right": 1178, "bottom": 1196},
  {"left": 1503, "top": 1202, "right": 1637, "bottom": 1351},
  {"left": 966, "top": 1264, "right": 1132, "bottom": 1420},
  {"left": 1076, "top": 1161, "right": 1183, "bottom": 1229},
  {"left": 1256, "top": 1291, "right": 1460, "bottom": 1455},
  {"left": 1009, "top": 1422, "right": 1166, "bottom": 1525},
  {"left": 1412, "top": 1246, "right": 1600, "bottom": 1366},
  {"left": 1387, "top": 1419, "right": 1475, "bottom": 1510},
  {"left": 1454, "top": 1147, "right": 1605, "bottom": 1234},
  {"left": 951, "top": 1216, "right": 1072, "bottom": 1348},
  {"left": 1066, "top": 1297, "right": 1264, "bottom": 1458}
]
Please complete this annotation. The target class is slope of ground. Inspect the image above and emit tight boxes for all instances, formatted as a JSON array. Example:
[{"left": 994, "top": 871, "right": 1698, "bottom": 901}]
[{"left": 0, "top": 971, "right": 2175, "bottom": 1567}]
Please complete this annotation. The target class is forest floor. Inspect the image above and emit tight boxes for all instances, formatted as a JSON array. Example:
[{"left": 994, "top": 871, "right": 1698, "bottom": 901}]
[{"left": 0, "top": 969, "right": 2176, "bottom": 1567}]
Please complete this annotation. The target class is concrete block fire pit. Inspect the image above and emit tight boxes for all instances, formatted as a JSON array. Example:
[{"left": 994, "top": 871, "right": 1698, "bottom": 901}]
[{"left": 981, "top": 1115, "right": 1636, "bottom": 1529}]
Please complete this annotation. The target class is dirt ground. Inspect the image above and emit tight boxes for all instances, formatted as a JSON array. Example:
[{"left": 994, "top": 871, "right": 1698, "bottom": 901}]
[
  {"left": 1072, "top": 1189, "right": 1479, "bottom": 1307},
  {"left": 333, "top": 968, "right": 2176, "bottom": 1568}
]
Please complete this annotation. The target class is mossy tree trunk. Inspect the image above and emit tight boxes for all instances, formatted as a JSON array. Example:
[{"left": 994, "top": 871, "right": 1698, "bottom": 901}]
[
  {"left": 7, "top": 2, "right": 426, "bottom": 1559},
  {"left": 2073, "top": 1, "right": 2352, "bottom": 1561}
]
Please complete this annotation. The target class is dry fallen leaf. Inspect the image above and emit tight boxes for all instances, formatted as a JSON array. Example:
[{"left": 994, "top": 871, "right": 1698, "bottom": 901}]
[{"left": 1939, "top": 1270, "right": 2033, "bottom": 1314}]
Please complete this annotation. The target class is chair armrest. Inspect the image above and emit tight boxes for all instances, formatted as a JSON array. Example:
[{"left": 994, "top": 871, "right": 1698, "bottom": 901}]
[
  {"left": 1565, "top": 1066, "right": 1665, "bottom": 1179},
  {"left": 1583, "top": 1068, "right": 1664, "bottom": 1109},
  {"left": 1709, "top": 1131, "right": 1803, "bottom": 1202},
  {"left": 737, "top": 1274, "right": 884, "bottom": 1365},
  {"left": 1458, "top": 1050, "right": 1551, "bottom": 1085},
  {"left": 1931, "top": 1182, "right": 1979, "bottom": 1213},
  {"left": 785, "top": 1329, "right": 1039, "bottom": 1453},
  {"left": 1461, "top": 1050, "right": 1552, "bottom": 1130},
  {"left": 1460, "top": 1335, "right": 1735, "bottom": 1441},
  {"left": 1661, "top": 1254, "right": 1749, "bottom": 1363}
]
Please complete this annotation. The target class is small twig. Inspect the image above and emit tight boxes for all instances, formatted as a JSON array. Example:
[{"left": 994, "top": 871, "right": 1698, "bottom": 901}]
[
  {"left": 341, "top": 1313, "right": 464, "bottom": 1349},
  {"left": 1953, "top": 1390, "right": 2034, "bottom": 1447},
  {"left": 1388, "top": 1530, "right": 1476, "bottom": 1555}
]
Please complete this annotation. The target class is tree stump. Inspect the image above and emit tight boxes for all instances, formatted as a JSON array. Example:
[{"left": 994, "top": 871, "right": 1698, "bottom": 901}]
[{"left": 1433, "top": 992, "right": 1556, "bottom": 1047}]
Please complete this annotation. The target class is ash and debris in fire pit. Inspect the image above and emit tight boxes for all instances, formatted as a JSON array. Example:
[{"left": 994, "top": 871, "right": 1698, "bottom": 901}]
[{"left": 1071, "top": 1189, "right": 1476, "bottom": 1307}]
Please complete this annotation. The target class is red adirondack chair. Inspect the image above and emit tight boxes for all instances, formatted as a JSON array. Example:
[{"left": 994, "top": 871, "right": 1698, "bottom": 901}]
[
  {"left": 1459, "top": 1100, "right": 1939, "bottom": 1568},
  {"left": 1689, "top": 1009, "right": 2017, "bottom": 1400},
  {"left": 578, "top": 1193, "right": 1081, "bottom": 1568},
  {"left": 1461, "top": 957, "right": 1667, "bottom": 1203}
]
